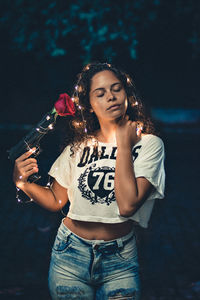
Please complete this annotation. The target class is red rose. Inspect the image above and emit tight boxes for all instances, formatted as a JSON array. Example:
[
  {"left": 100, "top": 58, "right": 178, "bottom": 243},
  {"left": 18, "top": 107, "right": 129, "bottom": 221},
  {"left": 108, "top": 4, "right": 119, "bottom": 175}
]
[{"left": 54, "top": 93, "right": 75, "bottom": 116}]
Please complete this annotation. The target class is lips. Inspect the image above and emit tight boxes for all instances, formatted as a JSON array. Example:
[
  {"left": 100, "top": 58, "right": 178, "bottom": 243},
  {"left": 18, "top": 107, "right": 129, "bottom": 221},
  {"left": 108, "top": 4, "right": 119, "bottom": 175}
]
[{"left": 107, "top": 104, "right": 120, "bottom": 110}]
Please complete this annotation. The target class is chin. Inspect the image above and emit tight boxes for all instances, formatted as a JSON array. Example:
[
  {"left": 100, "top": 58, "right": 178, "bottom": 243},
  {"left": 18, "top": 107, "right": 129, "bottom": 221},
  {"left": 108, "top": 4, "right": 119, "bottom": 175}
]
[
  {"left": 115, "top": 110, "right": 126, "bottom": 119},
  {"left": 112, "top": 114, "right": 124, "bottom": 122}
]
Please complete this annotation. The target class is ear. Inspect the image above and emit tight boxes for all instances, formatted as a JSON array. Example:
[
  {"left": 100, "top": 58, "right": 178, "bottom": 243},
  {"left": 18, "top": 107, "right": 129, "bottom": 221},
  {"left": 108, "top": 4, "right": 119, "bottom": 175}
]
[{"left": 90, "top": 108, "right": 94, "bottom": 113}]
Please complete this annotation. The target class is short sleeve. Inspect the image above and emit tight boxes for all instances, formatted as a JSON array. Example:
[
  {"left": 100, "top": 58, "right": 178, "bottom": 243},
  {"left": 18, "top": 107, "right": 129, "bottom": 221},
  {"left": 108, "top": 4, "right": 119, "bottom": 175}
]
[
  {"left": 133, "top": 135, "right": 165, "bottom": 200},
  {"left": 48, "top": 145, "right": 72, "bottom": 189}
]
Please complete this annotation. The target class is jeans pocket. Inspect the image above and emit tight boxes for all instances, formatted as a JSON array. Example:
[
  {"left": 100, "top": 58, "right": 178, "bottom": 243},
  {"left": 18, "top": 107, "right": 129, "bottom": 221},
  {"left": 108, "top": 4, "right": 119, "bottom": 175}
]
[
  {"left": 52, "top": 230, "right": 72, "bottom": 253},
  {"left": 116, "top": 236, "right": 138, "bottom": 261}
]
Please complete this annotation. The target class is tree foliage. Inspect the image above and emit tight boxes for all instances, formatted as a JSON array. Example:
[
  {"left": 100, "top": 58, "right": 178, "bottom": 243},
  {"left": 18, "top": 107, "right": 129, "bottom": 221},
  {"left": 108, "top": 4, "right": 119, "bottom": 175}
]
[
  {"left": 0, "top": 0, "right": 199, "bottom": 62},
  {"left": 0, "top": 0, "right": 162, "bottom": 61}
]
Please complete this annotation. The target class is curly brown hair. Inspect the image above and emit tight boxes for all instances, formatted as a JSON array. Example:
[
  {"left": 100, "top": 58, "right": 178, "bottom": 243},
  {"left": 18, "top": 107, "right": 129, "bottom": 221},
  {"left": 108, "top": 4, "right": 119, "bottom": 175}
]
[{"left": 60, "top": 62, "right": 158, "bottom": 153}]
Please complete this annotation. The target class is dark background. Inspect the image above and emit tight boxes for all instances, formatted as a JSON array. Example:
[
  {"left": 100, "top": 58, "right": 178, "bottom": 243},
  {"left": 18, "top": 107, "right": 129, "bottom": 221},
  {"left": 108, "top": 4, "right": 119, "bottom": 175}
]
[{"left": 0, "top": 0, "right": 200, "bottom": 299}]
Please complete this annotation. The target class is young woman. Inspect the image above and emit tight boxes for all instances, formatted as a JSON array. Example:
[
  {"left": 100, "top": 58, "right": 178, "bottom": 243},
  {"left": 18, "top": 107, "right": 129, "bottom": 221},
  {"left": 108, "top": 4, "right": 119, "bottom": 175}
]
[{"left": 13, "top": 62, "right": 165, "bottom": 299}]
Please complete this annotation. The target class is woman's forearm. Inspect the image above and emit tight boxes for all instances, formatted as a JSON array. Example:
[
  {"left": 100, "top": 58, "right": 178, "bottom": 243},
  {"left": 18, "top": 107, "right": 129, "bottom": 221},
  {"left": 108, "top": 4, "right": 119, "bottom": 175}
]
[
  {"left": 114, "top": 147, "right": 139, "bottom": 217},
  {"left": 19, "top": 182, "right": 62, "bottom": 211}
]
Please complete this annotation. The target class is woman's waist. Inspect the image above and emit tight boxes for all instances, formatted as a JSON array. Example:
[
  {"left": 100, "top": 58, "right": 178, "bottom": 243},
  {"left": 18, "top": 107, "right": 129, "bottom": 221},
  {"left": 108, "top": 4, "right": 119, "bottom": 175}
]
[{"left": 63, "top": 217, "right": 135, "bottom": 241}]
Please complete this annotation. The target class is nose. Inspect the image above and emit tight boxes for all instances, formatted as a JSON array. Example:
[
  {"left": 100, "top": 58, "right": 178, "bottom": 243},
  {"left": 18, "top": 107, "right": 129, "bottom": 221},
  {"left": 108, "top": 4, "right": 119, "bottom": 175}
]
[{"left": 107, "top": 90, "right": 116, "bottom": 102}]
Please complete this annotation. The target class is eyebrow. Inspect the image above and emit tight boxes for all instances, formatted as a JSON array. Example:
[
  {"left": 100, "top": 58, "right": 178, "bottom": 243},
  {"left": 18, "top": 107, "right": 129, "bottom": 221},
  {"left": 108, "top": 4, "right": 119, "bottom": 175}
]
[{"left": 91, "top": 82, "right": 121, "bottom": 94}]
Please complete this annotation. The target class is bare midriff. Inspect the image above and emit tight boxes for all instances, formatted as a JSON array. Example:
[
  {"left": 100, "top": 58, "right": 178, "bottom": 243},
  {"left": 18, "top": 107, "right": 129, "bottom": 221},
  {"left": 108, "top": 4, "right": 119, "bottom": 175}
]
[{"left": 63, "top": 217, "right": 135, "bottom": 241}]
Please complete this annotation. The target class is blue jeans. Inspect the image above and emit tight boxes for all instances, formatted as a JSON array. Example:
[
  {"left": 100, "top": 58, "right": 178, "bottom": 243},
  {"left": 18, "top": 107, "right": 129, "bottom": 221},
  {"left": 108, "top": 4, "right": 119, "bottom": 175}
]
[{"left": 48, "top": 219, "right": 141, "bottom": 299}]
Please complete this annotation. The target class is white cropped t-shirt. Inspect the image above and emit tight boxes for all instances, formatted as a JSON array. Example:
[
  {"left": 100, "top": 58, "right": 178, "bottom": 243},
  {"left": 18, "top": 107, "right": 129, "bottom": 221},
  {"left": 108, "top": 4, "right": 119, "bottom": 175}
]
[{"left": 48, "top": 134, "right": 165, "bottom": 228}]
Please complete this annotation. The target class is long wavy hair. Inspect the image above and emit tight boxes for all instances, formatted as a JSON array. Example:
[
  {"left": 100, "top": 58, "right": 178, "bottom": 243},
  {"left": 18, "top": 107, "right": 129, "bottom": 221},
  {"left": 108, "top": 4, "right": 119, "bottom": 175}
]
[{"left": 59, "top": 62, "right": 158, "bottom": 154}]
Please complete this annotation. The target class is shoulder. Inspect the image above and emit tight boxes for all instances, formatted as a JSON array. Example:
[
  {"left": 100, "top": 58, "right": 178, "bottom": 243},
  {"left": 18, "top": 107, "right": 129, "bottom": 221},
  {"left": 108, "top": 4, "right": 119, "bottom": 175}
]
[
  {"left": 60, "top": 144, "right": 72, "bottom": 155},
  {"left": 134, "top": 134, "right": 165, "bottom": 161},
  {"left": 61, "top": 140, "right": 90, "bottom": 158},
  {"left": 141, "top": 134, "right": 164, "bottom": 149},
  {"left": 55, "top": 144, "right": 73, "bottom": 162}
]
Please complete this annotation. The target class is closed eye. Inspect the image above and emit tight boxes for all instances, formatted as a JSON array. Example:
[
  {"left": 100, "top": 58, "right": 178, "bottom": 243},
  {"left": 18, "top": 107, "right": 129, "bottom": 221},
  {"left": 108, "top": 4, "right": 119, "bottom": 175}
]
[
  {"left": 94, "top": 83, "right": 122, "bottom": 97},
  {"left": 97, "top": 93, "right": 104, "bottom": 97},
  {"left": 112, "top": 83, "right": 122, "bottom": 92},
  {"left": 96, "top": 87, "right": 121, "bottom": 97},
  {"left": 112, "top": 87, "right": 121, "bottom": 92}
]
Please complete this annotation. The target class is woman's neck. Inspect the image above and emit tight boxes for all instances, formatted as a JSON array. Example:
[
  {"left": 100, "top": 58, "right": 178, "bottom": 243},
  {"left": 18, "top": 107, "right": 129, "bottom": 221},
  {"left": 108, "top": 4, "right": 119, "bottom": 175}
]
[{"left": 96, "top": 121, "right": 117, "bottom": 143}]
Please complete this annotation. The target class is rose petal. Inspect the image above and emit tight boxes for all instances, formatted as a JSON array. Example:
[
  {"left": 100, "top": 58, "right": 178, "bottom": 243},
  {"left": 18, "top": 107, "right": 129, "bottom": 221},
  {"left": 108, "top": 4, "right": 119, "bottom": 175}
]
[{"left": 54, "top": 93, "right": 75, "bottom": 116}]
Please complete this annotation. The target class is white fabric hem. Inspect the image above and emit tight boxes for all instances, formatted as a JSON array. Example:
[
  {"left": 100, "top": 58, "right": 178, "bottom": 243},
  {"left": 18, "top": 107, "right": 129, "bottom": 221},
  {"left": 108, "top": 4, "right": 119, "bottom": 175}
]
[{"left": 67, "top": 212, "right": 129, "bottom": 224}]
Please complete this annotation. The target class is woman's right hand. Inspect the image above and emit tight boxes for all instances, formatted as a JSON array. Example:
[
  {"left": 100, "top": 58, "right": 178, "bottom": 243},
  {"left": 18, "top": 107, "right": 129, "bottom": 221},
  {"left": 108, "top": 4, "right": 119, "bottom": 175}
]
[{"left": 13, "top": 148, "right": 39, "bottom": 189}]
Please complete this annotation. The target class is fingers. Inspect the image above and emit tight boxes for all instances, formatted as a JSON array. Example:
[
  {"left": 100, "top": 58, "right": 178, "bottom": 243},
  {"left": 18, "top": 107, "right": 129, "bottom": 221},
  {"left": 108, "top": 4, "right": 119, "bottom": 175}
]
[
  {"left": 17, "top": 167, "right": 38, "bottom": 180},
  {"left": 119, "top": 117, "right": 143, "bottom": 133},
  {"left": 20, "top": 158, "right": 38, "bottom": 168},
  {"left": 15, "top": 157, "right": 38, "bottom": 173},
  {"left": 15, "top": 160, "right": 38, "bottom": 176},
  {"left": 117, "top": 116, "right": 143, "bottom": 136},
  {"left": 14, "top": 163, "right": 39, "bottom": 187},
  {"left": 21, "top": 167, "right": 38, "bottom": 179},
  {"left": 23, "top": 163, "right": 38, "bottom": 173},
  {"left": 124, "top": 120, "right": 143, "bottom": 137},
  {"left": 14, "top": 167, "right": 38, "bottom": 189},
  {"left": 13, "top": 148, "right": 39, "bottom": 186},
  {"left": 16, "top": 147, "right": 37, "bottom": 162}
]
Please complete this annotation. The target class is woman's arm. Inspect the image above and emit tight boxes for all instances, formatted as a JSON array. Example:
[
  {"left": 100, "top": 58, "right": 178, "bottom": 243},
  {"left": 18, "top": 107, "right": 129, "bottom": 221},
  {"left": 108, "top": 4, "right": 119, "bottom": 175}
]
[
  {"left": 13, "top": 149, "right": 69, "bottom": 211},
  {"left": 115, "top": 117, "right": 153, "bottom": 217}
]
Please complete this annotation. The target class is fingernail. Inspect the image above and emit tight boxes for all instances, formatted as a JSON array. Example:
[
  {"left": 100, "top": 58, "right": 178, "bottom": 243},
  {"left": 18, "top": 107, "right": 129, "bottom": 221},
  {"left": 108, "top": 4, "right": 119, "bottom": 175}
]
[{"left": 29, "top": 148, "right": 36, "bottom": 154}]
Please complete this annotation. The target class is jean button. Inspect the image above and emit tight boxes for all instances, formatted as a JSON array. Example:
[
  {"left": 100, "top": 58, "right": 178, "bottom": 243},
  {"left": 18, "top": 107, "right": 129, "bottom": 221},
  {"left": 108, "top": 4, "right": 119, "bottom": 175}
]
[{"left": 94, "top": 244, "right": 99, "bottom": 250}]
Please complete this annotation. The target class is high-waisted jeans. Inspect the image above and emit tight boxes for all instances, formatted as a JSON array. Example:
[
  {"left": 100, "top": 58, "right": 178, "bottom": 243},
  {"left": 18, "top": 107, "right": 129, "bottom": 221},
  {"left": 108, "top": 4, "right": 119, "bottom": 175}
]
[{"left": 48, "top": 219, "right": 141, "bottom": 299}]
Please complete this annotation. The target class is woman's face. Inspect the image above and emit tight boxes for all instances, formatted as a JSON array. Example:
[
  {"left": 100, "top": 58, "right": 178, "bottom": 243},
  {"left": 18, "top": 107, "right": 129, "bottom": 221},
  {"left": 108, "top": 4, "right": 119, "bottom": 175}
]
[{"left": 89, "top": 70, "right": 128, "bottom": 124}]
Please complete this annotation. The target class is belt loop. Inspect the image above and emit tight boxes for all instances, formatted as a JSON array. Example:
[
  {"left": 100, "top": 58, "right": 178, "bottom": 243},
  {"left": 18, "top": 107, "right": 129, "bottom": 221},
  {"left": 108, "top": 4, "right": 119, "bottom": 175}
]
[
  {"left": 65, "top": 232, "right": 71, "bottom": 242},
  {"left": 116, "top": 238, "right": 123, "bottom": 248}
]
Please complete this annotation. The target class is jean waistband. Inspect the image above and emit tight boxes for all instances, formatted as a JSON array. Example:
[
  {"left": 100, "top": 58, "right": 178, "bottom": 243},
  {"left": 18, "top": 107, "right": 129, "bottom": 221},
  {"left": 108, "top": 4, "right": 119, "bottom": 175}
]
[{"left": 59, "top": 218, "right": 135, "bottom": 249}]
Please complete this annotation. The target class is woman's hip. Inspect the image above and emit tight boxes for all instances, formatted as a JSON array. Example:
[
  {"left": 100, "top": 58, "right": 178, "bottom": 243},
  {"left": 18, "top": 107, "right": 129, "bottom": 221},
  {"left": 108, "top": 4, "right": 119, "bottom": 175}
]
[
  {"left": 49, "top": 219, "right": 139, "bottom": 280},
  {"left": 48, "top": 221, "right": 140, "bottom": 298}
]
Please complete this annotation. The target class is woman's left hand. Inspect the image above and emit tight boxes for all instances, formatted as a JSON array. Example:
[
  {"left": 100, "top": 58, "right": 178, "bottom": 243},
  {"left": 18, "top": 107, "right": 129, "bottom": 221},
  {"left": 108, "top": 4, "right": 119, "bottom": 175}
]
[{"left": 116, "top": 116, "right": 142, "bottom": 149}]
